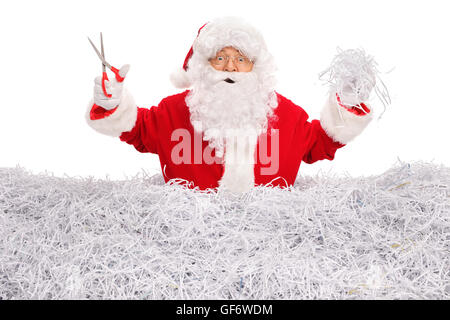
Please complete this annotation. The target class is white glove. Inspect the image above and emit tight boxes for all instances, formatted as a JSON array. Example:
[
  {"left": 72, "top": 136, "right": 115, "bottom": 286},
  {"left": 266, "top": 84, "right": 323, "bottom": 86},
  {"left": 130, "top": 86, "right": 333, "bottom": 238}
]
[
  {"left": 93, "top": 64, "right": 130, "bottom": 110},
  {"left": 337, "top": 73, "right": 375, "bottom": 107}
]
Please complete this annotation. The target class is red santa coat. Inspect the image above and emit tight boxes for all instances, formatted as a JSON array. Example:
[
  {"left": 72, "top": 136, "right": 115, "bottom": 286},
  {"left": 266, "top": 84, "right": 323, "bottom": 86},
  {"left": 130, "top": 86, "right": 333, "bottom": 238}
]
[{"left": 89, "top": 90, "right": 361, "bottom": 190}]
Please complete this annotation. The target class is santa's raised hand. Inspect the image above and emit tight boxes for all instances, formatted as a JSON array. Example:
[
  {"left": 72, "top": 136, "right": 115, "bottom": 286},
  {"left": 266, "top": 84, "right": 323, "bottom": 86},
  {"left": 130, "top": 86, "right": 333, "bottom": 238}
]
[
  {"left": 93, "top": 64, "right": 130, "bottom": 110},
  {"left": 318, "top": 48, "right": 384, "bottom": 145},
  {"left": 321, "top": 48, "right": 378, "bottom": 109}
]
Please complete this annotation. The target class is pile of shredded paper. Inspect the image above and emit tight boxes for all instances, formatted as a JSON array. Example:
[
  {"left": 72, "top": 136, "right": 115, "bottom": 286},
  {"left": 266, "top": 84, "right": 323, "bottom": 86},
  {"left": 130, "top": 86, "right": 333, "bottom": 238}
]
[{"left": 0, "top": 160, "right": 448, "bottom": 299}]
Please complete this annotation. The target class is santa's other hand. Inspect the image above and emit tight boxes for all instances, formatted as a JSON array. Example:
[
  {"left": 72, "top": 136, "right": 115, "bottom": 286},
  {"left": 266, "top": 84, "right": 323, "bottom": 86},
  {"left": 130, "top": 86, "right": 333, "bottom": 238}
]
[
  {"left": 322, "top": 48, "right": 377, "bottom": 107},
  {"left": 93, "top": 64, "right": 130, "bottom": 110}
]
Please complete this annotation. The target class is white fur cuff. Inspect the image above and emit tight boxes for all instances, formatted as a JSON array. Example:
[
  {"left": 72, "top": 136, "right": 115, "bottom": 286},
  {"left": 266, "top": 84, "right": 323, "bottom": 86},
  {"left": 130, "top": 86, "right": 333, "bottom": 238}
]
[
  {"left": 85, "top": 89, "right": 138, "bottom": 137},
  {"left": 320, "top": 92, "right": 373, "bottom": 145}
]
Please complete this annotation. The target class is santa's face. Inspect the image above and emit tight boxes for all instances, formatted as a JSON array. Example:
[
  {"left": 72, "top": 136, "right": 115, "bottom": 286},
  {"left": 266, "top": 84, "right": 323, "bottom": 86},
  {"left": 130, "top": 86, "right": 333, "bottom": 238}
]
[
  {"left": 185, "top": 46, "right": 277, "bottom": 157},
  {"left": 208, "top": 46, "right": 254, "bottom": 73}
]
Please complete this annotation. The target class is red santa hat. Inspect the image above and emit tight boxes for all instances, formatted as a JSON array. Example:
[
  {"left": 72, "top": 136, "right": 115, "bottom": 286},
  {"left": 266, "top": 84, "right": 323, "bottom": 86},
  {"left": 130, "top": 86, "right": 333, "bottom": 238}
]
[{"left": 170, "top": 16, "right": 272, "bottom": 89}]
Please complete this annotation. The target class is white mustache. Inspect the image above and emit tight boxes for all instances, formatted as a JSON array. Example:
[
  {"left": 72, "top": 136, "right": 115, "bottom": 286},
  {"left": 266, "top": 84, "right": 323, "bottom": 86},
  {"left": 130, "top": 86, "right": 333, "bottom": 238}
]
[{"left": 206, "top": 70, "right": 255, "bottom": 84}]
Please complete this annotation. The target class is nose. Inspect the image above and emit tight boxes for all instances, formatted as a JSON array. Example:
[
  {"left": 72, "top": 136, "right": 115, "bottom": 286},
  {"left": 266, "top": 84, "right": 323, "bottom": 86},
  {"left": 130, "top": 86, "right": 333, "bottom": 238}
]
[{"left": 224, "top": 58, "right": 237, "bottom": 72}]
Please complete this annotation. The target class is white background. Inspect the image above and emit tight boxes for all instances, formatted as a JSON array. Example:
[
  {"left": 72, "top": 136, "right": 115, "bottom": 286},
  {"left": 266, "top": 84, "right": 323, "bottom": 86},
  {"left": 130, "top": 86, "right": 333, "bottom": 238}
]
[{"left": 1, "top": 0, "right": 449, "bottom": 180}]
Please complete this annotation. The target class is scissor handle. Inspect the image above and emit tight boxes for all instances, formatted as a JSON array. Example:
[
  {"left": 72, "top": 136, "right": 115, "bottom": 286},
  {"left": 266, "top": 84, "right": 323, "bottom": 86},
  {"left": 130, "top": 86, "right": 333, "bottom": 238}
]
[
  {"left": 101, "top": 72, "right": 112, "bottom": 98},
  {"left": 111, "top": 66, "right": 125, "bottom": 82}
]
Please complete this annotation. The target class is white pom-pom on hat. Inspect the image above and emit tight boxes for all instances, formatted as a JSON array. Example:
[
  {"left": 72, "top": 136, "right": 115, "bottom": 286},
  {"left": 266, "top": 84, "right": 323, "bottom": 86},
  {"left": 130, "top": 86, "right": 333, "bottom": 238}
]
[
  {"left": 170, "top": 23, "right": 208, "bottom": 89},
  {"left": 170, "top": 67, "right": 192, "bottom": 89}
]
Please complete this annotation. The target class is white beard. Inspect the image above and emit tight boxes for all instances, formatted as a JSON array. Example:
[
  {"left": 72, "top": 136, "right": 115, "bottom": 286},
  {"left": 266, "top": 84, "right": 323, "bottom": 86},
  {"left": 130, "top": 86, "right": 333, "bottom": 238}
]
[
  {"left": 185, "top": 64, "right": 278, "bottom": 192},
  {"left": 186, "top": 65, "right": 277, "bottom": 157}
]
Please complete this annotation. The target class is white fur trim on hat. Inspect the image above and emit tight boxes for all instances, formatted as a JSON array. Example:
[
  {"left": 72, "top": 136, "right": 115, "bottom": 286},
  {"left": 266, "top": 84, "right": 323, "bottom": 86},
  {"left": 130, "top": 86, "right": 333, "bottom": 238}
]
[
  {"left": 193, "top": 16, "right": 268, "bottom": 62},
  {"left": 320, "top": 91, "right": 373, "bottom": 144},
  {"left": 85, "top": 88, "right": 138, "bottom": 137}
]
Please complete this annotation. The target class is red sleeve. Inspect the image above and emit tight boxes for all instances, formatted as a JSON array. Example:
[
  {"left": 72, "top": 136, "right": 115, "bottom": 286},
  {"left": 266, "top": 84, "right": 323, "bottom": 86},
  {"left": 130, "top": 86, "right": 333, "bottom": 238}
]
[
  {"left": 301, "top": 118, "right": 345, "bottom": 164},
  {"left": 88, "top": 102, "right": 160, "bottom": 154},
  {"left": 299, "top": 93, "right": 370, "bottom": 164},
  {"left": 119, "top": 105, "right": 161, "bottom": 154}
]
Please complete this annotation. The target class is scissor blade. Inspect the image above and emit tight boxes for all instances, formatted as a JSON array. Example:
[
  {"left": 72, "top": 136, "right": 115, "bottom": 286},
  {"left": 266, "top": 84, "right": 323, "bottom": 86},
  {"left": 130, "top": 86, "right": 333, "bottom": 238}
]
[
  {"left": 87, "top": 36, "right": 112, "bottom": 70},
  {"left": 88, "top": 37, "right": 104, "bottom": 62},
  {"left": 100, "top": 32, "right": 106, "bottom": 73}
]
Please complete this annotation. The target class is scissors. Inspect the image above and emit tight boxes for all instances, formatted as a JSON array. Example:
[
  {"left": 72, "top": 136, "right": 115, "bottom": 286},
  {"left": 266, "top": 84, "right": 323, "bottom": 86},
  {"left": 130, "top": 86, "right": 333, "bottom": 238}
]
[{"left": 87, "top": 33, "right": 125, "bottom": 98}]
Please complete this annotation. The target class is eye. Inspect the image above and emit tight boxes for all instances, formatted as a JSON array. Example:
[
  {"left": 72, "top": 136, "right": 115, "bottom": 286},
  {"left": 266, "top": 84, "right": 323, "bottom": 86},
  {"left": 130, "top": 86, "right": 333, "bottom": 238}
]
[{"left": 217, "top": 56, "right": 225, "bottom": 61}]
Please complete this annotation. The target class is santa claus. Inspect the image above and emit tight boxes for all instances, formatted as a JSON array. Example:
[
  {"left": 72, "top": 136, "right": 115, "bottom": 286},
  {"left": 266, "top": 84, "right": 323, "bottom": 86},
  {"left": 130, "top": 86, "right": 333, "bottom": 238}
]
[{"left": 86, "top": 16, "right": 378, "bottom": 193}]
